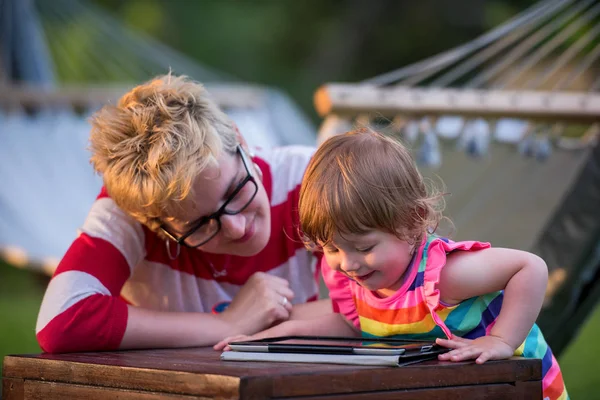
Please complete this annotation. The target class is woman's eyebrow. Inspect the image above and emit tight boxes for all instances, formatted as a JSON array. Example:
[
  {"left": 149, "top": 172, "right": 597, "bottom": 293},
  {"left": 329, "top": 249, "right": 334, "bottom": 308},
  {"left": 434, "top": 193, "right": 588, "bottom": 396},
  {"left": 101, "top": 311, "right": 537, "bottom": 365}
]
[
  {"left": 185, "top": 170, "right": 241, "bottom": 227},
  {"left": 223, "top": 169, "right": 243, "bottom": 198}
]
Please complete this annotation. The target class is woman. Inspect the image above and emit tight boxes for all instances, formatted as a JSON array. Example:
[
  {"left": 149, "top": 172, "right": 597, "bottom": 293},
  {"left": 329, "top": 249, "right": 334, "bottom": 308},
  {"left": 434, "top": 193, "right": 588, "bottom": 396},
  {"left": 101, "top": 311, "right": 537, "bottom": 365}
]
[{"left": 35, "top": 74, "right": 329, "bottom": 353}]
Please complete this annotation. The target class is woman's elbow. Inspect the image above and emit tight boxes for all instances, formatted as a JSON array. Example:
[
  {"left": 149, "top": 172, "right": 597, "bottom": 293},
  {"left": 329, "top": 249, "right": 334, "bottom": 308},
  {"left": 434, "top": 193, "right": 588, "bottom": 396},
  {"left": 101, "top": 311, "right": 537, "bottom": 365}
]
[{"left": 36, "top": 329, "right": 78, "bottom": 353}]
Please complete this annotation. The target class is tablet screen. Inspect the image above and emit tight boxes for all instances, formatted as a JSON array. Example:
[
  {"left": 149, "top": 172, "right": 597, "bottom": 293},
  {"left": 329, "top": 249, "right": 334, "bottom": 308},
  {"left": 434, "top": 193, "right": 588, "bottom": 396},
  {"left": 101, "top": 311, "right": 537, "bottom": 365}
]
[
  {"left": 270, "top": 338, "right": 426, "bottom": 351},
  {"left": 229, "top": 335, "right": 439, "bottom": 356}
]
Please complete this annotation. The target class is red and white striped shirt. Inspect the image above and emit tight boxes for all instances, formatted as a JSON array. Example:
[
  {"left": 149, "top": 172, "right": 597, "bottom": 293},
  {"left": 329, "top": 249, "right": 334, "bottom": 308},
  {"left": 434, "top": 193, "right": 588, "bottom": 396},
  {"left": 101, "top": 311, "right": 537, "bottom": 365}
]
[{"left": 36, "top": 146, "right": 319, "bottom": 353}]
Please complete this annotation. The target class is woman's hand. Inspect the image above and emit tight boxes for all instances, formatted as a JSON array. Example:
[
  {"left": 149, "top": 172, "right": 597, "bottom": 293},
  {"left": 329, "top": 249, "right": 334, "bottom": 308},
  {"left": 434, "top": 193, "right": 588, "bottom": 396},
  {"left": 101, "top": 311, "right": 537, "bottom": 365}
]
[
  {"left": 221, "top": 272, "right": 294, "bottom": 335},
  {"left": 436, "top": 335, "right": 515, "bottom": 364}
]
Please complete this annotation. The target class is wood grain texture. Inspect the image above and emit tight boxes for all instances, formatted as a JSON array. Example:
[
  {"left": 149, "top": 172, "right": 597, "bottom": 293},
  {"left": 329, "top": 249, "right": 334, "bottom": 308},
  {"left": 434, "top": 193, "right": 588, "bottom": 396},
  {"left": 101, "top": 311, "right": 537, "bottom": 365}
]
[
  {"left": 314, "top": 84, "right": 600, "bottom": 122},
  {"left": 22, "top": 381, "right": 215, "bottom": 400},
  {"left": 3, "top": 348, "right": 542, "bottom": 399},
  {"left": 271, "top": 381, "right": 542, "bottom": 400},
  {"left": 2, "top": 377, "right": 24, "bottom": 400}
]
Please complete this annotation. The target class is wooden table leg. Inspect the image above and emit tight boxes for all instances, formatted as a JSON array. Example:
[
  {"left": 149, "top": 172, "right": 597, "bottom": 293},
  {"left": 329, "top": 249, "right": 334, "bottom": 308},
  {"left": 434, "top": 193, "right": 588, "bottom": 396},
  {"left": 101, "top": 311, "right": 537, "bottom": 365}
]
[{"left": 2, "top": 377, "right": 25, "bottom": 400}]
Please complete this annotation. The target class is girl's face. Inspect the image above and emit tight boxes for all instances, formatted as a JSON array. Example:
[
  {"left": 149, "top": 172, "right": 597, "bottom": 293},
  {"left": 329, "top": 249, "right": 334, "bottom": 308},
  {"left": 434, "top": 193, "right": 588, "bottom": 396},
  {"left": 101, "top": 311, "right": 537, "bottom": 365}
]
[
  {"left": 322, "top": 230, "right": 415, "bottom": 297},
  {"left": 164, "top": 147, "right": 271, "bottom": 257}
]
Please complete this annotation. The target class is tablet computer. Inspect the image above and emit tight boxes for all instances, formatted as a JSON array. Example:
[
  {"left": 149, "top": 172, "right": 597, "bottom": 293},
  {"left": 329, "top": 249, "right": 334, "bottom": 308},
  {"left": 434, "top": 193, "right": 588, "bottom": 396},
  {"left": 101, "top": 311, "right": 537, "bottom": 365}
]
[{"left": 228, "top": 335, "right": 443, "bottom": 357}]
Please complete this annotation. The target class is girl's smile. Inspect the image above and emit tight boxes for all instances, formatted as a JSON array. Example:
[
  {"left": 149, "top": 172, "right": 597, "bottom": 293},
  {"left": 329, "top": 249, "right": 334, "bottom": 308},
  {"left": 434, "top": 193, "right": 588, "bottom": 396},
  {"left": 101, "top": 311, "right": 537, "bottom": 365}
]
[
  {"left": 350, "top": 270, "right": 376, "bottom": 283},
  {"left": 322, "top": 230, "right": 416, "bottom": 297}
]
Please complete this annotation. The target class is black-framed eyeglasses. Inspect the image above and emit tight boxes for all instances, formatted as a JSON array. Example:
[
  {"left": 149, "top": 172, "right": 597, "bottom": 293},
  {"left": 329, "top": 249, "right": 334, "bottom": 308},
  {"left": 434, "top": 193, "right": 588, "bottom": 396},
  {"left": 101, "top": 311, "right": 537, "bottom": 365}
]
[{"left": 159, "top": 145, "right": 258, "bottom": 247}]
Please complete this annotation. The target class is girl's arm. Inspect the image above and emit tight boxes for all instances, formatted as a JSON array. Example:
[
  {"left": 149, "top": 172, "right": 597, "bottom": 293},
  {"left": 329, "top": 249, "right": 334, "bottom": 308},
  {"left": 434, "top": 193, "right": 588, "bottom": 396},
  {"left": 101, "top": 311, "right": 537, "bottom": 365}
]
[
  {"left": 273, "top": 312, "right": 359, "bottom": 337},
  {"left": 289, "top": 299, "right": 333, "bottom": 321},
  {"left": 438, "top": 248, "right": 548, "bottom": 351}
]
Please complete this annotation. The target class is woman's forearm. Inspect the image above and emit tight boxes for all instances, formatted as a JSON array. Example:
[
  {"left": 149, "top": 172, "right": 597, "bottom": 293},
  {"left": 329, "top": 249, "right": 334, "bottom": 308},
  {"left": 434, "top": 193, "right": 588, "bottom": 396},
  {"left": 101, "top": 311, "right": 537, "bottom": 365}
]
[
  {"left": 121, "top": 299, "right": 337, "bottom": 349},
  {"left": 120, "top": 305, "right": 237, "bottom": 349}
]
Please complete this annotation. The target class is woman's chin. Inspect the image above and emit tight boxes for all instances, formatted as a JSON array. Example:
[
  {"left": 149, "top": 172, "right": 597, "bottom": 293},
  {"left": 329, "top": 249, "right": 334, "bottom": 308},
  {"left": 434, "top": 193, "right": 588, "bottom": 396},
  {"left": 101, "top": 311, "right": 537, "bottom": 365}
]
[{"left": 236, "top": 224, "right": 271, "bottom": 256}]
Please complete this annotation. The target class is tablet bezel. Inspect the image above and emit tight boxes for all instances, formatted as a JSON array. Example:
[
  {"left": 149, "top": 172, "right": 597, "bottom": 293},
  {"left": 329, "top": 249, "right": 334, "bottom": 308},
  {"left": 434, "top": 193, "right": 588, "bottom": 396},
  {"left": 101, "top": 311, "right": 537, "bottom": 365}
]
[{"left": 228, "top": 335, "right": 443, "bottom": 356}]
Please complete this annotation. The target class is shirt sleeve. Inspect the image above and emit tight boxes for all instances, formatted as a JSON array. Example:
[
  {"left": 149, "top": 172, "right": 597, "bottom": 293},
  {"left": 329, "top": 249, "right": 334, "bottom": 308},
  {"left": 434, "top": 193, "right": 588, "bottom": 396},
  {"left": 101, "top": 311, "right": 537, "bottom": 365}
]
[
  {"left": 422, "top": 237, "right": 492, "bottom": 339},
  {"left": 321, "top": 257, "right": 360, "bottom": 329},
  {"left": 35, "top": 192, "right": 145, "bottom": 352}
]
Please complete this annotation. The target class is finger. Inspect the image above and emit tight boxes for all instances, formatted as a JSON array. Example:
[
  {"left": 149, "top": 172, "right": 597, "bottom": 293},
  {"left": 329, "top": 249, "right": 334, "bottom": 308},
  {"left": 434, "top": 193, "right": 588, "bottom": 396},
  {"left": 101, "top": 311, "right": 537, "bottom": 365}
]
[
  {"left": 476, "top": 351, "right": 493, "bottom": 364},
  {"left": 447, "top": 335, "right": 473, "bottom": 344},
  {"left": 436, "top": 338, "right": 468, "bottom": 349},
  {"left": 262, "top": 273, "right": 291, "bottom": 287},
  {"left": 447, "top": 347, "right": 483, "bottom": 362},
  {"left": 265, "top": 277, "right": 295, "bottom": 299},
  {"left": 282, "top": 298, "right": 293, "bottom": 313},
  {"left": 213, "top": 340, "right": 229, "bottom": 351},
  {"left": 214, "top": 334, "right": 248, "bottom": 351},
  {"left": 272, "top": 292, "right": 293, "bottom": 313},
  {"left": 277, "top": 286, "right": 295, "bottom": 301},
  {"left": 272, "top": 302, "right": 291, "bottom": 322},
  {"left": 438, "top": 348, "right": 468, "bottom": 360},
  {"left": 438, "top": 347, "right": 470, "bottom": 360},
  {"left": 231, "top": 335, "right": 251, "bottom": 343}
]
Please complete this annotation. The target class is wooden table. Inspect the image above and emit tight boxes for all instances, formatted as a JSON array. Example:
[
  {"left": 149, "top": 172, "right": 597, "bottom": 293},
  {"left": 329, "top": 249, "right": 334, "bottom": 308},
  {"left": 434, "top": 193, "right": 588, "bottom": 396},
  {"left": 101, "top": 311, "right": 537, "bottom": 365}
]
[{"left": 3, "top": 348, "right": 542, "bottom": 399}]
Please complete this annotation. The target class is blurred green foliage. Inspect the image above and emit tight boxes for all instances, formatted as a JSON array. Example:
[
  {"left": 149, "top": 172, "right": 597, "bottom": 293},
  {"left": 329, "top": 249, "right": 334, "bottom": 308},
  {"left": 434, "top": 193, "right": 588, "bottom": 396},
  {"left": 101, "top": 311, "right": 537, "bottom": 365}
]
[
  {"left": 560, "top": 304, "right": 600, "bottom": 399},
  {"left": 0, "top": 262, "right": 44, "bottom": 379},
  {"left": 82, "top": 0, "right": 537, "bottom": 119}
]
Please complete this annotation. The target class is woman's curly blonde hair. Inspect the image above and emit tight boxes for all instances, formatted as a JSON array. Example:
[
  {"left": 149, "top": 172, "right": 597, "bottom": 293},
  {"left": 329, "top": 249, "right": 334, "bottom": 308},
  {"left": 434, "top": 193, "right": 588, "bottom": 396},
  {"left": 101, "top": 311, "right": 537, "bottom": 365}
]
[
  {"left": 89, "top": 74, "right": 238, "bottom": 231},
  {"left": 299, "top": 128, "right": 445, "bottom": 248}
]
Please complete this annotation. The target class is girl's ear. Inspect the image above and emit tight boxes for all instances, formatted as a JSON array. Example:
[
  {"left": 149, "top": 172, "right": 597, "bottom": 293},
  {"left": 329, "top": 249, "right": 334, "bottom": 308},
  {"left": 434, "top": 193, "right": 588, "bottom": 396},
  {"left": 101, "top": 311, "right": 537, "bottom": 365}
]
[{"left": 416, "top": 205, "right": 428, "bottom": 220}]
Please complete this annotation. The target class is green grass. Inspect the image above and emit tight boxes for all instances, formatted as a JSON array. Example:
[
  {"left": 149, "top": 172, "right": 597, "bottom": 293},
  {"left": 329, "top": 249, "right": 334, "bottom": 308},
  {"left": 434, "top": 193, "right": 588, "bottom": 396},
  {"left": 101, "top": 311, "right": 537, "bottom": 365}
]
[
  {"left": 559, "top": 303, "right": 600, "bottom": 399},
  {"left": 0, "top": 263, "right": 45, "bottom": 382},
  {"left": 1, "top": 261, "right": 599, "bottom": 398}
]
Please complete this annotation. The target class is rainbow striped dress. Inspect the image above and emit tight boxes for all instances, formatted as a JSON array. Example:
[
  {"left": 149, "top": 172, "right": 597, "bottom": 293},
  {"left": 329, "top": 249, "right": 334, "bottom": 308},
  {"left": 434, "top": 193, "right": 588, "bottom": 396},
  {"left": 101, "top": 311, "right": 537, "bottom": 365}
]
[{"left": 323, "top": 235, "right": 568, "bottom": 400}]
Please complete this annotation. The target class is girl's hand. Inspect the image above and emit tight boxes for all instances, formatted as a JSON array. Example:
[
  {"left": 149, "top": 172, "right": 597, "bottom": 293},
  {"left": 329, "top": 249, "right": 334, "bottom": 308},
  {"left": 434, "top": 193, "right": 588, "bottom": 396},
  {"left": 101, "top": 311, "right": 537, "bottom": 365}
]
[
  {"left": 436, "top": 335, "right": 515, "bottom": 364},
  {"left": 214, "top": 319, "right": 302, "bottom": 352},
  {"left": 213, "top": 334, "right": 252, "bottom": 352}
]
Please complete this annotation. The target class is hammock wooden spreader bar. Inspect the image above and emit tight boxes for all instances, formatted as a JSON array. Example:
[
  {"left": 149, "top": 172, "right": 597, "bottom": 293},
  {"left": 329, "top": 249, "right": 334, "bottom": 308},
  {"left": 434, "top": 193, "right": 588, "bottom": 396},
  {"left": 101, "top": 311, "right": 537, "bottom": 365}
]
[
  {"left": 314, "top": 84, "right": 600, "bottom": 123},
  {"left": 0, "top": 84, "right": 266, "bottom": 111}
]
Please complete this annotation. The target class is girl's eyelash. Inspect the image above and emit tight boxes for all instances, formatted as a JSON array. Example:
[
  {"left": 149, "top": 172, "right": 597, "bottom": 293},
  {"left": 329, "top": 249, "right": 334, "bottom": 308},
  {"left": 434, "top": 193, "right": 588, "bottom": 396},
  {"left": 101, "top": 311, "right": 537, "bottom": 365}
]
[{"left": 357, "top": 246, "right": 375, "bottom": 253}]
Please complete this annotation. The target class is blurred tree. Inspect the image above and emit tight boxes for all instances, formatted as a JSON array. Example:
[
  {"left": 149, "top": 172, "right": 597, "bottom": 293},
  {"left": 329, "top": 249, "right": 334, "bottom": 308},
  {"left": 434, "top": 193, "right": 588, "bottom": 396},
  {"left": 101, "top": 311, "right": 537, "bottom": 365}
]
[{"left": 90, "top": 0, "right": 538, "bottom": 119}]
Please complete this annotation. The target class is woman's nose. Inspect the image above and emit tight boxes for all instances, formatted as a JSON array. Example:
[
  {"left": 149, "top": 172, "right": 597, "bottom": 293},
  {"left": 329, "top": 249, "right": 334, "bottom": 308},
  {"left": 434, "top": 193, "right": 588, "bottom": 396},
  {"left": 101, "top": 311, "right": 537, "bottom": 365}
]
[{"left": 220, "top": 213, "right": 246, "bottom": 240}]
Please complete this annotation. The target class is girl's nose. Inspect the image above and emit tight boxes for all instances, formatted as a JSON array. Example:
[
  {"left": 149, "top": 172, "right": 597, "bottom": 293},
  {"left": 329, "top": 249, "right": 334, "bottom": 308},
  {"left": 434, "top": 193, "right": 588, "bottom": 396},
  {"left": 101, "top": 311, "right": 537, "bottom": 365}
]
[{"left": 340, "top": 254, "right": 360, "bottom": 273}]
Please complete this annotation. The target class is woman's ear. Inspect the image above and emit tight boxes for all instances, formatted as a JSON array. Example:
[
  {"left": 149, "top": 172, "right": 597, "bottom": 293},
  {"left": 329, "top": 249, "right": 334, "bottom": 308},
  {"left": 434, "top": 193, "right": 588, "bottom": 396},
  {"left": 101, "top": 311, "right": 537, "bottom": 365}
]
[
  {"left": 233, "top": 122, "right": 250, "bottom": 152},
  {"left": 254, "top": 161, "right": 264, "bottom": 181},
  {"left": 233, "top": 122, "right": 262, "bottom": 180},
  {"left": 231, "top": 122, "right": 263, "bottom": 182}
]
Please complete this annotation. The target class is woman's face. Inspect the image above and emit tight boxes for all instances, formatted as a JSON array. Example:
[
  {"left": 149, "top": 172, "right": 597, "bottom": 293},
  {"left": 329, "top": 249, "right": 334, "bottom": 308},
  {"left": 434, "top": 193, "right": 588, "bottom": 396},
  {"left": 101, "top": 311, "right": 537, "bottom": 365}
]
[{"left": 164, "top": 148, "right": 271, "bottom": 256}]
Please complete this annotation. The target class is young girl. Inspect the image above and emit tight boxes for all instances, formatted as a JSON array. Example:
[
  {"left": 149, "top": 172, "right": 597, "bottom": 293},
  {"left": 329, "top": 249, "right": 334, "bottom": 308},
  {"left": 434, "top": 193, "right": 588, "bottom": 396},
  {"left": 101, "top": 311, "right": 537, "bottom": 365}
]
[{"left": 216, "top": 129, "right": 568, "bottom": 400}]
